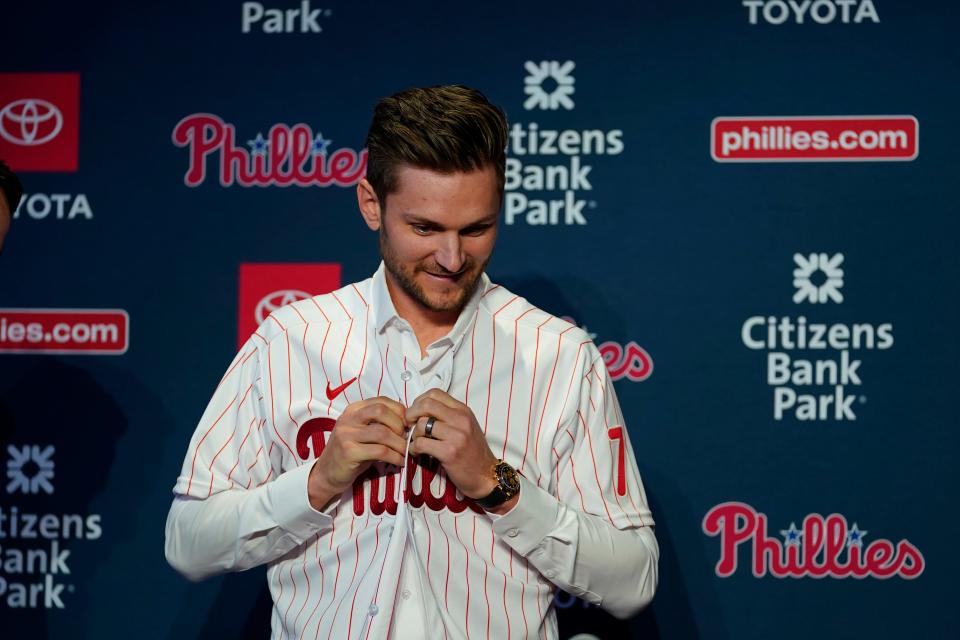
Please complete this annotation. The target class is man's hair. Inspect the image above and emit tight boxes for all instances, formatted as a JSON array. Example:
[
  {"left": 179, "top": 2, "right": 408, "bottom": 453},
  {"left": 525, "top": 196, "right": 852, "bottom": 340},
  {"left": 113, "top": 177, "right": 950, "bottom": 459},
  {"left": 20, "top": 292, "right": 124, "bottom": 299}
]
[
  {"left": 364, "top": 85, "right": 508, "bottom": 205},
  {"left": 0, "top": 160, "right": 23, "bottom": 212}
]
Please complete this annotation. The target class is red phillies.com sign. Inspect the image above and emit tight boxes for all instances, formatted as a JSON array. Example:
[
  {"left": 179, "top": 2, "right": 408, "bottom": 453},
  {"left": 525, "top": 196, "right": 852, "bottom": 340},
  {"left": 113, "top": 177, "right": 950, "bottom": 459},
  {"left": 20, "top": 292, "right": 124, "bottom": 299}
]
[
  {"left": 238, "top": 263, "right": 342, "bottom": 348},
  {"left": 0, "top": 309, "right": 129, "bottom": 354},
  {"left": 0, "top": 73, "right": 80, "bottom": 172},
  {"left": 702, "top": 502, "right": 924, "bottom": 579},
  {"left": 712, "top": 116, "right": 918, "bottom": 162}
]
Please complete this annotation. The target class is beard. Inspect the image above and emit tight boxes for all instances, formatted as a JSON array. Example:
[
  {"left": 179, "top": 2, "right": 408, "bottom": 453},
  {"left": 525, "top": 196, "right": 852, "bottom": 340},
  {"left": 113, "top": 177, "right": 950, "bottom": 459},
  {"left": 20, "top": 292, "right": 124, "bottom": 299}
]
[{"left": 379, "top": 228, "right": 488, "bottom": 314}]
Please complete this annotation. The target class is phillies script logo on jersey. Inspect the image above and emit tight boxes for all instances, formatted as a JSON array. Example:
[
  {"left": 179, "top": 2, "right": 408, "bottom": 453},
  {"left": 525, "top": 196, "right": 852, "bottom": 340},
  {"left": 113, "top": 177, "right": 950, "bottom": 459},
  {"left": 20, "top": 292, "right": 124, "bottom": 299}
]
[
  {"left": 702, "top": 502, "right": 924, "bottom": 579},
  {"left": 238, "top": 263, "right": 341, "bottom": 348},
  {"left": 296, "top": 417, "right": 484, "bottom": 515},
  {"left": 0, "top": 73, "right": 80, "bottom": 172},
  {"left": 172, "top": 113, "right": 366, "bottom": 187}
]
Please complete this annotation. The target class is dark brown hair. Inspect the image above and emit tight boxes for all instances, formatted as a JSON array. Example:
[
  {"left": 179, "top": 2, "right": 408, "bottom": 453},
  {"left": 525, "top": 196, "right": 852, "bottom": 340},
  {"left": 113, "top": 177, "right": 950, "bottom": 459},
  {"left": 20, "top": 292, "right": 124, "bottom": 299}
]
[{"left": 364, "top": 85, "right": 508, "bottom": 205}]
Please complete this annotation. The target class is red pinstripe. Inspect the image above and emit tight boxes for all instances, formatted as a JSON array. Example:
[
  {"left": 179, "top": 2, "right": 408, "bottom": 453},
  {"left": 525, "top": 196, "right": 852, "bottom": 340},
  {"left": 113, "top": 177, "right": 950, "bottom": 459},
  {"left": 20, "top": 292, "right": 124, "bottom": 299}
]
[
  {"left": 320, "top": 322, "right": 333, "bottom": 414},
  {"left": 269, "top": 314, "right": 286, "bottom": 331},
  {"left": 206, "top": 430, "right": 236, "bottom": 497},
  {"left": 310, "top": 298, "right": 330, "bottom": 323},
  {"left": 332, "top": 291, "right": 352, "bottom": 319},
  {"left": 287, "top": 332, "right": 298, "bottom": 432},
  {"left": 185, "top": 396, "right": 237, "bottom": 494},
  {"left": 482, "top": 284, "right": 501, "bottom": 297},
  {"left": 346, "top": 517, "right": 380, "bottom": 639},
  {"left": 268, "top": 341, "right": 297, "bottom": 460},
  {"left": 455, "top": 517, "right": 471, "bottom": 639},
  {"left": 521, "top": 316, "right": 552, "bottom": 473},
  {"left": 226, "top": 416, "right": 258, "bottom": 487},
  {"left": 327, "top": 518, "right": 362, "bottom": 639},
  {"left": 352, "top": 283, "right": 368, "bottom": 307},
  {"left": 576, "top": 411, "right": 616, "bottom": 525},
  {"left": 437, "top": 513, "right": 452, "bottom": 610},
  {"left": 298, "top": 537, "right": 327, "bottom": 640},
  {"left": 290, "top": 303, "right": 308, "bottom": 324},
  {"left": 534, "top": 584, "right": 546, "bottom": 640},
  {"left": 303, "top": 325, "right": 314, "bottom": 417},
  {"left": 377, "top": 344, "right": 388, "bottom": 396},
  {"left": 256, "top": 468, "right": 274, "bottom": 487},
  {"left": 292, "top": 536, "right": 313, "bottom": 635},
  {"left": 252, "top": 331, "right": 268, "bottom": 345},
  {"left": 465, "top": 318, "right": 478, "bottom": 405},
  {"left": 215, "top": 348, "right": 255, "bottom": 391},
  {"left": 503, "top": 308, "right": 535, "bottom": 458},
  {"left": 338, "top": 318, "right": 355, "bottom": 404},
  {"left": 356, "top": 306, "right": 369, "bottom": 400},
  {"left": 564, "top": 430, "right": 588, "bottom": 512},
  {"left": 484, "top": 296, "right": 519, "bottom": 435},
  {"left": 472, "top": 517, "right": 490, "bottom": 640},
  {"left": 275, "top": 566, "right": 286, "bottom": 637},
  {"left": 362, "top": 519, "right": 394, "bottom": 640},
  {"left": 533, "top": 327, "right": 574, "bottom": 484},
  {"left": 284, "top": 561, "right": 297, "bottom": 634}
]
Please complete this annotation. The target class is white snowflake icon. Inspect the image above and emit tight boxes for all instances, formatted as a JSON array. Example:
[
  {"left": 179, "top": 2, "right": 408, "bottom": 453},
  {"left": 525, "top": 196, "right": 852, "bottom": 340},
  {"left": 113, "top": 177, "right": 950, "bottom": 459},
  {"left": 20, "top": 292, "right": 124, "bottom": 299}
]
[
  {"left": 793, "top": 252, "right": 844, "bottom": 304},
  {"left": 6, "top": 444, "right": 55, "bottom": 495},
  {"left": 523, "top": 60, "right": 576, "bottom": 111}
]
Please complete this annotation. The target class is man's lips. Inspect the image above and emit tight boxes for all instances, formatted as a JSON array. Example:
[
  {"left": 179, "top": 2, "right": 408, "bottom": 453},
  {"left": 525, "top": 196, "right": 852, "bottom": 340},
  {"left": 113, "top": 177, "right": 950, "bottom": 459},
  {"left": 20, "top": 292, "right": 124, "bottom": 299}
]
[{"left": 422, "top": 270, "right": 466, "bottom": 281}]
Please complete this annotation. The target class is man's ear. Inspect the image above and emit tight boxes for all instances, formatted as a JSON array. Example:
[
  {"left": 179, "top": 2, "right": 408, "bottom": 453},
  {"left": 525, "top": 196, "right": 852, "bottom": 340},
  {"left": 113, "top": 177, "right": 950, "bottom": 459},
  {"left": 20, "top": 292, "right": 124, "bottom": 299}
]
[{"left": 357, "top": 179, "right": 382, "bottom": 231}]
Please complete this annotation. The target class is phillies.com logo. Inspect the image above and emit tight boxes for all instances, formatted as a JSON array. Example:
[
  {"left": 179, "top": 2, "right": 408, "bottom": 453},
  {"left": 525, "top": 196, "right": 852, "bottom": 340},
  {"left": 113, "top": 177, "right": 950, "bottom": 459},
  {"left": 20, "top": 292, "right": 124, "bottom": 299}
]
[
  {"left": 172, "top": 113, "right": 366, "bottom": 187},
  {"left": 702, "top": 502, "right": 924, "bottom": 579}
]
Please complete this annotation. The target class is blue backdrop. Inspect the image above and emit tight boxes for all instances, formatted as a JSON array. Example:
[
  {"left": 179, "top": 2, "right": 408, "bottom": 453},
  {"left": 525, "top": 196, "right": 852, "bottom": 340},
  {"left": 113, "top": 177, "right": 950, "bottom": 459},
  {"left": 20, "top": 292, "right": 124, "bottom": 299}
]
[{"left": 1, "top": 1, "right": 957, "bottom": 637}]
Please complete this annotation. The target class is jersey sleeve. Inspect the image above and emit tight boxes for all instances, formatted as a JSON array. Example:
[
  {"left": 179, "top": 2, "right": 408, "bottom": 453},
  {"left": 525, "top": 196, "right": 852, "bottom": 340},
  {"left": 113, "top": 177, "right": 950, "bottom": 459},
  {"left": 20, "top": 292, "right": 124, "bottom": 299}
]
[
  {"left": 173, "top": 338, "right": 273, "bottom": 498},
  {"left": 552, "top": 344, "right": 655, "bottom": 530}
]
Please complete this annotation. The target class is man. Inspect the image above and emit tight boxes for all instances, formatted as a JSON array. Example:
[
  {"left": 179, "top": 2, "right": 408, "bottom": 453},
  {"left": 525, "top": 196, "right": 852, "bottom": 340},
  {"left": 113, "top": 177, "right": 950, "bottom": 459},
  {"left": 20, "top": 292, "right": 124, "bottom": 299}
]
[
  {"left": 0, "top": 160, "right": 22, "bottom": 254},
  {"left": 166, "top": 85, "right": 658, "bottom": 639}
]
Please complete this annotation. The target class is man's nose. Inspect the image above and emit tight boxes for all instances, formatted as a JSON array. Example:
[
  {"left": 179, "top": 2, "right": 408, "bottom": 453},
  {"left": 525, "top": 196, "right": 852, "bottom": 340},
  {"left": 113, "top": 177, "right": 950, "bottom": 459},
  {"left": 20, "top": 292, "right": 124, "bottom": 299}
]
[{"left": 434, "top": 233, "right": 465, "bottom": 273}]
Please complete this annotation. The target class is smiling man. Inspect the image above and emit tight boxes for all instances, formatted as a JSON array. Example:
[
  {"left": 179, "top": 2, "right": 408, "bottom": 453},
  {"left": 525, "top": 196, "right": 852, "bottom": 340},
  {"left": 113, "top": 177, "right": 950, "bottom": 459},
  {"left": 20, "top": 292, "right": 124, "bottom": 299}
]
[{"left": 165, "top": 85, "right": 658, "bottom": 639}]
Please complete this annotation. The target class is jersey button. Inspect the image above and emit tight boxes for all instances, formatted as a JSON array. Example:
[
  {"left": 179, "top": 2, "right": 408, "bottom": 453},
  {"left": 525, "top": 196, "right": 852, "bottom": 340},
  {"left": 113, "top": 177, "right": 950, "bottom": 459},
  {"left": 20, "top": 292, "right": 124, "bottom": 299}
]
[
  {"left": 507, "top": 528, "right": 519, "bottom": 538},
  {"left": 545, "top": 569, "right": 556, "bottom": 579},
  {"left": 400, "top": 370, "right": 413, "bottom": 381},
  {"left": 368, "top": 604, "right": 379, "bottom": 617},
  {"left": 401, "top": 589, "right": 412, "bottom": 600}
]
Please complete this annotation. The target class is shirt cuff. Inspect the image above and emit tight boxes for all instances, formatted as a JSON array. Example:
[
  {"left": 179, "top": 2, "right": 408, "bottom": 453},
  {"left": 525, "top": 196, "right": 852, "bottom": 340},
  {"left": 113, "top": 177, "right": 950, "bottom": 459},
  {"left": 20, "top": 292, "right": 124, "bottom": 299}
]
[
  {"left": 266, "top": 462, "right": 336, "bottom": 542},
  {"left": 489, "top": 475, "right": 563, "bottom": 555}
]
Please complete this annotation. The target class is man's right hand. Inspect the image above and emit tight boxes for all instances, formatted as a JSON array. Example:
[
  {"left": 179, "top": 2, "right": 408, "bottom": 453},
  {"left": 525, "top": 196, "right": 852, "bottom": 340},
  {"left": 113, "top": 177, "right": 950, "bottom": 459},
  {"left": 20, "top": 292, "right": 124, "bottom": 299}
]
[{"left": 307, "top": 397, "right": 407, "bottom": 510}]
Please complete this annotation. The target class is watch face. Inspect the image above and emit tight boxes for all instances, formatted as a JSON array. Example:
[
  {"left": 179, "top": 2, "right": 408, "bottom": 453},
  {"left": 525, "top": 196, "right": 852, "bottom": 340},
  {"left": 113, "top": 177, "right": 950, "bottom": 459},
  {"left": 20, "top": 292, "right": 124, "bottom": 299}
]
[{"left": 496, "top": 462, "right": 521, "bottom": 494}]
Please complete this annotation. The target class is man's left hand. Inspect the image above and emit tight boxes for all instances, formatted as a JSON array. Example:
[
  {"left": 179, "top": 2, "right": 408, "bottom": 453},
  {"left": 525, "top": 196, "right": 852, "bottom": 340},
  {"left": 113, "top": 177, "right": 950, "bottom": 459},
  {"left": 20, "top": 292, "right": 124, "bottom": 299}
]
[{"left": 406, "top": 388, "right": 499, "bottom": 500}]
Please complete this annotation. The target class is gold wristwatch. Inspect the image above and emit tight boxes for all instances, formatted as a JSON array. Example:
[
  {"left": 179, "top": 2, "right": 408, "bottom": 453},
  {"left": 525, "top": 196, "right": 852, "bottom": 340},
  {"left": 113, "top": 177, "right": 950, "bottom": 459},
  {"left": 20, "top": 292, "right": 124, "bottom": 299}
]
[{"left": 475, "top": 459, "right": 521, "bottom": 509}]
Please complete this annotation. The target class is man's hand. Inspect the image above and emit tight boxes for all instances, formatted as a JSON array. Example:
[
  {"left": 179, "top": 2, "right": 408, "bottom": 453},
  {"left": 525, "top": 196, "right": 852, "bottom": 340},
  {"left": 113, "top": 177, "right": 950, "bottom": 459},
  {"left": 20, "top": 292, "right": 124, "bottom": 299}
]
[
  {"left": 307, "top": 397, "right": 407, "bottom": 510},
  {"left": 406, "top": 389, "right": 499, "bottom": 500}
]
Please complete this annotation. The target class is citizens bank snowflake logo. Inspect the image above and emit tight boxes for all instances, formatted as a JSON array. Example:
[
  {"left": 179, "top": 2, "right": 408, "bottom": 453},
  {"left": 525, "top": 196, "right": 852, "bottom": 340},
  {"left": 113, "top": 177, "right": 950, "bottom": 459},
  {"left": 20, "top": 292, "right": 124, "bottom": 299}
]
[
  {"left": 793, "top": 252, "right": 844, "bottom": 304},
  {"left": 524, "top": 60, "right": 576, "bottom": 111},
  {"left": 6, "top": 444, "right": 55, "bottom": 495}
]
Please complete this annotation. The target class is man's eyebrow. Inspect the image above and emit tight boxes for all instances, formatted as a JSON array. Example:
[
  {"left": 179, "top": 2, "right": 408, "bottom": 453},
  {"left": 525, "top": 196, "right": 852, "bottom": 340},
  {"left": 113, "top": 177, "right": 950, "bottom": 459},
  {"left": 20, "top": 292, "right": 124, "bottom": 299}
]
[{"left": 402, "top": 213, "right": 499, "bottom": 229}]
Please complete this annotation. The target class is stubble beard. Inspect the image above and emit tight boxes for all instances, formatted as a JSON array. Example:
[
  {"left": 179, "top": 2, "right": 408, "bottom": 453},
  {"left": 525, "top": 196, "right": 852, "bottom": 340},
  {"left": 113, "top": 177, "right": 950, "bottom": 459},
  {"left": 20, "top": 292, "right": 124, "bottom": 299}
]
[{"left": 379, "top": 228, "right": 488, "bottom": 314}]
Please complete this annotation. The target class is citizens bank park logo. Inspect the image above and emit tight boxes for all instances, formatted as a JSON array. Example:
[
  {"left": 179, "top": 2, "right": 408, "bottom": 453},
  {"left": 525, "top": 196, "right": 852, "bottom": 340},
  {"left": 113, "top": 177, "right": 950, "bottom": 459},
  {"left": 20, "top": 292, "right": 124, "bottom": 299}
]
[
  {"left": 742, "top": 253, "right": 893, "bottom": 421},
  {"left": 562, "top": 316, "right": 653, "bottom": 382},
  {"left": 2, "top": 445, "right": 104, "bottom": 609},
  {"left": 241, "top": 0, "right": 332, "bottom": 34},
  {"left": 742, "top": 0, "right": 880, "bottom": 25},
  {"left": 506, "top": 60, "right": 623, "bottom": 226},
  {"left": 0, "top": 309, "right": 129, "bottom": 355},
  {"left": 172, "top": 113, "right": 366, "bottom": 187},
  {"left": 702, "top": 502, "right": 924, "bottom": 579},
  {"left": 237, "top": 263, "right": 342, "bottom": 348},
  {"left": 712, "top": 116, "right": 918, "bottom": 162}
]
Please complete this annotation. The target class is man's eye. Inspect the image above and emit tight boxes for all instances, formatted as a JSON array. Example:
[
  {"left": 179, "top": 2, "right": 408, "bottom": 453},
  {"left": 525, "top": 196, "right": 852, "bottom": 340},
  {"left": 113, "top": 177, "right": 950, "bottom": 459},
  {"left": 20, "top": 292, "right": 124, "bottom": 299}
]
[
  {"left": 462, "top": 225, "right": 490, "bottom": 237},
  {"left": 412, "top": 224, "right": 431, "bottom": 235}
]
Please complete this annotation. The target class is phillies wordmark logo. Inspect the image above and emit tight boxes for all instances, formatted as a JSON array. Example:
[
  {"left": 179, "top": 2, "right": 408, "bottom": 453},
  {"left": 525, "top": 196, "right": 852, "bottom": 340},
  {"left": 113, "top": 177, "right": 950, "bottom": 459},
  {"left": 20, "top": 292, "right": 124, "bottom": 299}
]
[
  {"left": 172, "top": 113, "right": 366, "bottom": 187},
  {"left": 702, "top": 502, "right": 924, "bottom": 579}
]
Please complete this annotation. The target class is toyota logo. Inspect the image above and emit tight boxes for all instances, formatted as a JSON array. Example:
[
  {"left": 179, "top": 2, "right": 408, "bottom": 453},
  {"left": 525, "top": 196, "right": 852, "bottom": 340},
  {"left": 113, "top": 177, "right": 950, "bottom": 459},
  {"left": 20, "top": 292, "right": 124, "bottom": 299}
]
[
  {"left": 255, "top": 290, "right": 312, "bottom": 323},
  {"left": 0, "top": 98, "right": 64, "bottom": 146}
]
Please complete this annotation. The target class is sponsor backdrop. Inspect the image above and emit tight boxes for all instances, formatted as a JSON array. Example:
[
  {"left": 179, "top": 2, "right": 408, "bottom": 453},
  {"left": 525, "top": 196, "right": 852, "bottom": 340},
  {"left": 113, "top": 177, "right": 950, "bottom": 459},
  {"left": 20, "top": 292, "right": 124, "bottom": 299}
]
[{"left": 0, "top": 0, "right": 957, "bottom": 637}]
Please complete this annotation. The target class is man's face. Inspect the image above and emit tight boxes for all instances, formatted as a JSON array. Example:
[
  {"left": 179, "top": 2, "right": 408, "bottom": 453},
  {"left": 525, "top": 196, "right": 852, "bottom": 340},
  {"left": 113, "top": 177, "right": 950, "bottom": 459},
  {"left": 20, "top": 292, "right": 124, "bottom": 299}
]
[{"left": 375, "top": 164, "right": 501, "bottom": 316}]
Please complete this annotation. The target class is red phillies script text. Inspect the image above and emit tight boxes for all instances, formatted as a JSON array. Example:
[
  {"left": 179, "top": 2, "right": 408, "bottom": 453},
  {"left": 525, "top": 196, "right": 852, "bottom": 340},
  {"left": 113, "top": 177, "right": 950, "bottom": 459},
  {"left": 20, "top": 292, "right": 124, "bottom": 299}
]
[
  {"left": 702, "top": 502, "right": 924, "bottom": 579},
  {"left": 172, "top": 113, "right": 367, "bottom": 187}
]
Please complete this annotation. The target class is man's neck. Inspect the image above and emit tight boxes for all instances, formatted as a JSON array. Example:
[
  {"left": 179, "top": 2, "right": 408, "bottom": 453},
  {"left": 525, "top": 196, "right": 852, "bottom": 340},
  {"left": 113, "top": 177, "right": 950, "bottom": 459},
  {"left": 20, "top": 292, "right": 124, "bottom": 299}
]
[{"left": 384, "top": 275, "right": 459, "bottom": 356}]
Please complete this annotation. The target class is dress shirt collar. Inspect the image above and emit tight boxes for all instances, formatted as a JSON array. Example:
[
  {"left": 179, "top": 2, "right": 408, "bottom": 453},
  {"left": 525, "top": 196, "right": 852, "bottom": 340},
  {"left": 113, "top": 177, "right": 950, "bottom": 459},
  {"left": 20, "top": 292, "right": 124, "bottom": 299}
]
[{"left": 370, "top": 261, "right": 488, "bottom": 350}]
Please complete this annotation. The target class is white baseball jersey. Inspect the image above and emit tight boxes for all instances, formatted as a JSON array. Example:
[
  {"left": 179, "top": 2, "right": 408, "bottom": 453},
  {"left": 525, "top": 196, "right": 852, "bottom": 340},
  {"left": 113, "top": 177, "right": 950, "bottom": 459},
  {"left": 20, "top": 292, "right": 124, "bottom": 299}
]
[{"left": 166, "top": 263, "right": 657, "bottom": 640}]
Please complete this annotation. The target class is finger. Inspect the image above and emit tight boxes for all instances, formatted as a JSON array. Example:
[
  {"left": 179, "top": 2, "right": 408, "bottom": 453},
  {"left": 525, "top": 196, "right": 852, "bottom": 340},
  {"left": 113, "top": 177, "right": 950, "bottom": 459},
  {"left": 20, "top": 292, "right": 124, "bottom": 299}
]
[
  {"left": 412, "top": 416, "right": 448, "bottom": 440},
  {"left": 355, "top": 422, "right": 408, "bottom": 456},
  {"left": 350, "top": 442, "right": 405, "bottom": 468},
  {"left": 413, "top": 388, "right": 462, "bottom": 411},
  {"left": 405, "top": 396, "right": 459, "bottom": 427},
  {"left": 409, "top": 435, "right": 448, "bottom": 461},
  {"left": 354, "top": 400, "right": 406, "bottom": 435}
]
